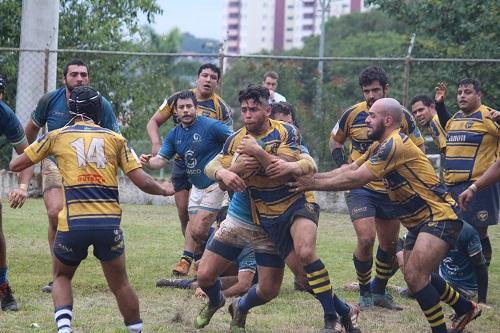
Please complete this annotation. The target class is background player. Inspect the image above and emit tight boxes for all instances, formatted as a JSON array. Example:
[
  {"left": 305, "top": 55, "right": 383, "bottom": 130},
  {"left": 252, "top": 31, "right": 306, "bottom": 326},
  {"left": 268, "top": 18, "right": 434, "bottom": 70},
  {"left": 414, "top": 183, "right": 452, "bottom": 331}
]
[
  {"left": 24, "top": 59, "right": 120, "bottom": 293},
  {"left": 0, "top": 75, "right": 34, "bottom": 311},
  {"left": 329, "top": 66, "right": 424, "bottom": 310},
  {"left": 10, "top": 86, "right": 174, "bottom": 333},
  {"left": 146, "top": 63, "right": 232, "bottom": 275}
]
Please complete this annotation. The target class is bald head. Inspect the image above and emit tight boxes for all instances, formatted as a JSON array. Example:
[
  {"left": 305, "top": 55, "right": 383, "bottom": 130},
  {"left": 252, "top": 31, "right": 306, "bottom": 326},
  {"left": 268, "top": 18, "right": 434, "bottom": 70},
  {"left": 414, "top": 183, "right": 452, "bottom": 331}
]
[{"left": 371, "top": 98, "right": 402, "bottom": 125}]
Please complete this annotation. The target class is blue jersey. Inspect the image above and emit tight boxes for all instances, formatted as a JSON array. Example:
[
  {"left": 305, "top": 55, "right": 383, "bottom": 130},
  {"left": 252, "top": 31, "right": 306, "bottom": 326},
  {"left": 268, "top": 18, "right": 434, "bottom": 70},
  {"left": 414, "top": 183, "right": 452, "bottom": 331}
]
[
  {"left": 0, "top": 101, "right": 26, "bottom": 147},
  {"left": 440, "top": 222, "right": 482, "bottom": 291},
  {"left": 228, "top": 191, "right": 253, "bottom": 225},
  {"left": 31, "top": 87, "right": 120, "bottom": 133},
  {"left": 158, "top": 116, "right": 232, "bottom": 189}
]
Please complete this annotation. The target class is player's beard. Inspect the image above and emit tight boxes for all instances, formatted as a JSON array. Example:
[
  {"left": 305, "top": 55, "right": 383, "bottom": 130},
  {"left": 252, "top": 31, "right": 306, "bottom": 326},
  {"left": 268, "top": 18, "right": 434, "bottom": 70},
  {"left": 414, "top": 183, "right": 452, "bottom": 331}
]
[{"left": 367, "top": 120, "right": 384, "bottom": 141}]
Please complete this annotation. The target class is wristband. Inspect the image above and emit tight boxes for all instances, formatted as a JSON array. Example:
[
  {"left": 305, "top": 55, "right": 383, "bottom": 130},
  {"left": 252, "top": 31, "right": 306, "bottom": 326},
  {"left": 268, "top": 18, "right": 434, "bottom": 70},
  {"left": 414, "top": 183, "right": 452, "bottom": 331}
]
[
  {"left": 19, "top": 184, "right": 28, "bottom": 191},
  {"left": 469, "top": 184, "right": 478, "bottom": 193}
]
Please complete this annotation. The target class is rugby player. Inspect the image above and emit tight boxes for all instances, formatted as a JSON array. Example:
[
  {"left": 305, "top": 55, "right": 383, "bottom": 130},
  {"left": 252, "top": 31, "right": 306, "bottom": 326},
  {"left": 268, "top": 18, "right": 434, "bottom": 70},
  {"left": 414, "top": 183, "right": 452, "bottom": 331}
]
[
  {"left": 329, "top": 66, "right": 424, "bottom": 309},
  {"left": 146, "top": 63, "right": 232, "bottom": 275},
  {"left": 10, "top": 86, "right": 174, "bottom": 333},
  {"left": 141, "top": 90, "right": 232, "bottom": 278},
  {"left": 24, "top": 59, "right": 121, "bottom": 292},
  {"left": 0, "top": 76, "right": 34, "bottom": 311},
  {"left": 291, "top": 97, "right": 482, "bottom": 333}
]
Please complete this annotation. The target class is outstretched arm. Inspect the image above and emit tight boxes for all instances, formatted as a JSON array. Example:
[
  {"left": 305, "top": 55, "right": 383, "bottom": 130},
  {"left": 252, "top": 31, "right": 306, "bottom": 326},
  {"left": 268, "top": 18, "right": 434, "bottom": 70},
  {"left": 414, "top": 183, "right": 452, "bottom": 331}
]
[
  {"left": 146, "top": 111, "right": 169, "bottom": 155},
  {"left": 126, "top": 168, "right": 174, "bottom": 196},
  {"left": 289, "top": 163, "right": 375, "bottom": 193}
]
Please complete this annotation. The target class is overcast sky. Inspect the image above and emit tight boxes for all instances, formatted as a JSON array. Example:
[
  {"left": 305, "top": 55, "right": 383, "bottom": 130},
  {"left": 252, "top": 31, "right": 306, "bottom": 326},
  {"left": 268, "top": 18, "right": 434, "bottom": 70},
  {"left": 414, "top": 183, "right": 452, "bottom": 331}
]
[{"left": 141, "top": 0, "right": 225, "bottom": 40}]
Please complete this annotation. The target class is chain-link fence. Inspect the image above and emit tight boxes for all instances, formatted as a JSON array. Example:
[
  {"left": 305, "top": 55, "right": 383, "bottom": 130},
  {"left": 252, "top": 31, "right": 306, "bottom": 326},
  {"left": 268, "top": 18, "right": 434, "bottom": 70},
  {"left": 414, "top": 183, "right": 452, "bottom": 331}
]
[{"left": 1, "top": 47, "right": 498, "bottom": 172}]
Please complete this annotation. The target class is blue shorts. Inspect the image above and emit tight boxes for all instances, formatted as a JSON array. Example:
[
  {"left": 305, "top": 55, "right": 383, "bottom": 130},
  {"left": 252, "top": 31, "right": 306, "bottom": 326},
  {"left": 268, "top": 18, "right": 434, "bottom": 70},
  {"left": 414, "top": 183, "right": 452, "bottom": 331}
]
[
  {"left": 172, "top": 159, "right": 192, "bottom": 192},
  {"left": 258, "top": 197, "right": 319, "bottom": 260},
  {"left": 345, "top": 188, "right": 398, "bottom": 221},
  {"left": 53, "top": 228, "right": 125, "bottom": 266},
  {"left": 449, "top": 181, "right": 499, "bottom": 228},
  {"left": 404, "top": 219, "right": 463, "bottom": 251},
  {"left": 207, "top": 216, "right": 284, "bottom": 268}
]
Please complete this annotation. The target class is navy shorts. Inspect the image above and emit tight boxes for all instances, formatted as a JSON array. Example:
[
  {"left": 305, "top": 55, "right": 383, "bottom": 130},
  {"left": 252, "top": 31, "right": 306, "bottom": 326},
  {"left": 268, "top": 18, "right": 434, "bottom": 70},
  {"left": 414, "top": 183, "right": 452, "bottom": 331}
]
[
  {"left": 53, "top": 228, "right": 125, "bottom": 266},
  {"left": 259, "top": 197, "right": 319, "bottom": 260},
  {"left": 345, "top": 187, "right": 398, "bottom": 221},
  {"left": 449, "top": 181, "right": 499, "bottom": 228},
  {"left": 172, "top": 159, "right": 192, "bottom": 192},
  {"left": 404, "top": 219, "right": 463, "bottom": 251}
]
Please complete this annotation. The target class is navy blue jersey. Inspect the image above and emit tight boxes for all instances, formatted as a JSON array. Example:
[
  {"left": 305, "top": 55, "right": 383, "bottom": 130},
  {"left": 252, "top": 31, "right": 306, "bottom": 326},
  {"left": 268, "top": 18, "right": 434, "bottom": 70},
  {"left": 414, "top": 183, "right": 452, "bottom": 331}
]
[
  {"left": 0, "top": 100, "right": 26, "bottom": 147},
  {"left": 440, "top": 222, "right": 482, "bottom": 291},
  {"left": 32, "top": 87, "right": 120, "bottom": 133},
  {"left": 158, "top": 116, "right": 232, "bottom": 189}
]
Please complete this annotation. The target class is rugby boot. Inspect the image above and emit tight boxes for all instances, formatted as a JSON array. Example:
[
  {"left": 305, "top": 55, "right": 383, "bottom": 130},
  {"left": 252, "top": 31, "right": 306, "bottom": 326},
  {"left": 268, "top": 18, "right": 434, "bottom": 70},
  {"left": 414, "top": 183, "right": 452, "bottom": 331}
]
[
  {"left": 172, "top": 258, "right": 191, "bottom": 276},
  {"left": 229, "top": 298, "right": 247, "bottom": 332},
  {"left": 448, "top": 301, "right": 481, "bottom": 333},
  {"left": 0, "top": 282, "right": 18, "bottom": 311},
  {"left": 194, "top": 294, "right": 225, "bottom": 329},
  {"left": 321, "top": 314, "right": 343, "bottom": 333},
  {"left": 373, "top": 292, "right": 403, "bottom": 310},
  {"left": 358, "top": 293, "right": 373, "bottom": 310},
  {"left": 41, "top": 280, "right": 53, "bottom": 293},
  {"left": 156, "top": 278, "right": 194, "bottom": 289},
  {"left": 341, "top": 303, "right": 361, "bottom": 333}
]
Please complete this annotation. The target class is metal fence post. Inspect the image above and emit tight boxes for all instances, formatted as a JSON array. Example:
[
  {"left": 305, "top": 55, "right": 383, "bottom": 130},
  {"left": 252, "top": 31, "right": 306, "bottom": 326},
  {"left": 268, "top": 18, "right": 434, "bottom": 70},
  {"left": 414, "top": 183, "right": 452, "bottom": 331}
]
[
  {"left": 403, "top": 33, "right": 416, "bottom": 106},
  {"left": 44, "top": 48, "right": 49, "bottom": 94}
]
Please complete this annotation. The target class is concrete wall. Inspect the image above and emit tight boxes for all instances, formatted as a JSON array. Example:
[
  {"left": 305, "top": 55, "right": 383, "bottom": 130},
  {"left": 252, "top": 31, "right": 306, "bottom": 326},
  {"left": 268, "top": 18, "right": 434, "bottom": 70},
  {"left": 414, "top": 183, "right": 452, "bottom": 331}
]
[{"left": 0, "top": 171, "right": 348, "bottom": 213}]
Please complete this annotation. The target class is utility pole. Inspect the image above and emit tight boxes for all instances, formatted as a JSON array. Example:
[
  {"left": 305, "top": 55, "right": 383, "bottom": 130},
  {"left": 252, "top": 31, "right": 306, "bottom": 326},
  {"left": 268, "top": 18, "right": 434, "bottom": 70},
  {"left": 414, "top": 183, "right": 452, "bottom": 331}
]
[{"left": 316, "top": 0, "right": 330, "bottom": 117}]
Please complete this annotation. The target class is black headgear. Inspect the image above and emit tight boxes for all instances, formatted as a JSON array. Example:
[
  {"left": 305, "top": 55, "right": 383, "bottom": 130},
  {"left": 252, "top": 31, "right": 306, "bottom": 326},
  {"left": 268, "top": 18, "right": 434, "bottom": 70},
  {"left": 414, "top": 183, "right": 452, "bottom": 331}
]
[{"left": 68, "top": 86, "right": 103, "bottom": 123}]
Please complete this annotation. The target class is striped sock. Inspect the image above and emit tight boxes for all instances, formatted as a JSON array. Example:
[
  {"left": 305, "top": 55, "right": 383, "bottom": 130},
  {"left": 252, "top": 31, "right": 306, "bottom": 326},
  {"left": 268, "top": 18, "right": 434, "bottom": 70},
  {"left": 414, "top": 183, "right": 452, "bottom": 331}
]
[
  {"left": 353, "top": 255, "right": 372, "bottom": 295},
  {"left": 414, "top": 283, "right": 447, "bottom": 333},
  {"left": 238, "top": 285, "right": 268, "bottom": 313},
  {"left": 372, "top": 246, "right": 394, "bottom": 295},
  {"left": 431, "top": 272, "right": 472, "bottom": 315},
  {"left": 125, "top": 319, "right": 143, "bottom": 333},
  {"left": 181, "top": 251, "right": 194, "bottom": 264},
  {"left": 305, "top": 259, "right": 336, "bottom": 317},
  {"left": 54, "top": 305, "right": 73, "bottom": 333}
]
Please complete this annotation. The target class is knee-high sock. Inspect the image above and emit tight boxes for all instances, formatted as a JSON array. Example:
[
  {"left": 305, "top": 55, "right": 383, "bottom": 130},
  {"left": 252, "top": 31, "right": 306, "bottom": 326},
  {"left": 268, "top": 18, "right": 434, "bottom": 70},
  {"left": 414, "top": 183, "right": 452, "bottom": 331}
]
[
  {"left": 430, "top": 273, "right": 472, "bottom": 315},
  {"left": 372, "top": 246, "right": 395, "bottom": 295},
  {"left": 201, "top": 279, "right": 223, "bottom": 307},
  {"left": 238, "top": 284, "right": 269, "bottom": 313},
  {"left": 481, "top": 237, "right": 492, "bottom": 267},
  {"left": 333, "top": 294, "right": 350, "bottom": 317},
  {"left": 305, "top": 259, "right": 337, "bottom": 318},
  {"left": 414, "top": 283, "right": 447, "bottom": 333},
  {"left": 353, "top": 254, "right": 372, "bottom": 295},
  {"left": 54, "top": 305, "right": 73, "bottom": 333}
]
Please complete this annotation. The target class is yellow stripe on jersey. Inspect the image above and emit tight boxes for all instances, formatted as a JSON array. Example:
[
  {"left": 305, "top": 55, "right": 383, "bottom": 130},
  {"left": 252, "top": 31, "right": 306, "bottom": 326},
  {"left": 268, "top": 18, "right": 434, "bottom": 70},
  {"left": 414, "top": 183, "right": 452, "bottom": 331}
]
[
  {"left": 358, "top": 129, "right": 459, "bottom": 228},
  {"left": 428, "top": 114, "right": 447, "bottom": 153},
  {"left": 24, "top": 121, "right": 141, "bottom": 231},
  {"left": 444, "top": 105, "right": 499, "bottom": 185},
  {"left": 332, "top": 101, "right": 424, "bottom": 193}
]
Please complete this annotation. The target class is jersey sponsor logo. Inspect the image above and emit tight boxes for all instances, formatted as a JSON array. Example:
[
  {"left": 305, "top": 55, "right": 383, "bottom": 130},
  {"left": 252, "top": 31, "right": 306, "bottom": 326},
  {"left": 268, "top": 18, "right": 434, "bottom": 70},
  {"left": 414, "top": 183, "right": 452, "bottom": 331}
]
[
  {"left": 465, "top": 120, "right": 474, "bottom": 129},
  {"left": 447, "top": 134, "right": 467, "bottom": 142},
  {"left": 352, "top": 206, "right": 368, "bottom": 215},
  {"left": 185, "top": 150, "right": 197, "bottom": 168},
  {"left": 193, "top": 133, "right": 202, "bottom": 142},
  {"left": 77, "top": 173, "right": 106, "bottom": 184},
  {"left": 477, "top": 210, "right": 489, "bottom": 222}
]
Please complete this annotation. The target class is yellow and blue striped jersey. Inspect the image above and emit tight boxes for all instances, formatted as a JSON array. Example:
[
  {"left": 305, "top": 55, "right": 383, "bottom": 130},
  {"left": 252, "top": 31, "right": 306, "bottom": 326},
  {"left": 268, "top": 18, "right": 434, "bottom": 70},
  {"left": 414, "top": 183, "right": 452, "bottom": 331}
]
[
  {"left": 356, "top": 129, "right": 459, "bottom": 229},
  {"left": 428, "top": 114, "right": 447, "bottom": 153},
  {"left": 444, "top": 105, "right": 499, "bottom": 185},
  {"left": 331, "top": 101, "right": 424, "bottom": 193},
  {"left": 218, "top": 119, "right": 302, "bottom": 224},
  {"left": 157, "top": 88, "right": 232, "bottom": 127},
  {"left": 24, "top": 120, "right": 142, "bottom": 231}
]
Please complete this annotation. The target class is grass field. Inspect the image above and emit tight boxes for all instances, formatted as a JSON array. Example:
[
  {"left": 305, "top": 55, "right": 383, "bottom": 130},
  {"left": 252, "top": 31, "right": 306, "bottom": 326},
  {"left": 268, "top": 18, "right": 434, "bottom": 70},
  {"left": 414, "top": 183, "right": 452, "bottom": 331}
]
[{"left": 1, "top": 199, "right": 498, "bottom": 332}]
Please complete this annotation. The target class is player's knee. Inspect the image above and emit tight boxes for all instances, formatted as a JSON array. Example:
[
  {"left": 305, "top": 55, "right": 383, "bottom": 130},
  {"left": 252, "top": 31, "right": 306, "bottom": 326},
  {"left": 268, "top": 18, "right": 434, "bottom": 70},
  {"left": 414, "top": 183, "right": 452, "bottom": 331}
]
[
  {"left": 357, "top": 236, "right": 375, "bottom": 253},
  {"left": 403, "top": 268, "right": 423, "bottom": 291},
  {"left": 295, "top": 245, "right": 316, "bottom": 264},
  {"left": 47, "top": 205, "right": 62, "bottom": 224},
  {"left": 258, "top": 282, "right": 281, "bottom": 300},
  {"left": 196, "top": 266, "right": 217, "bottom": 287}
]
